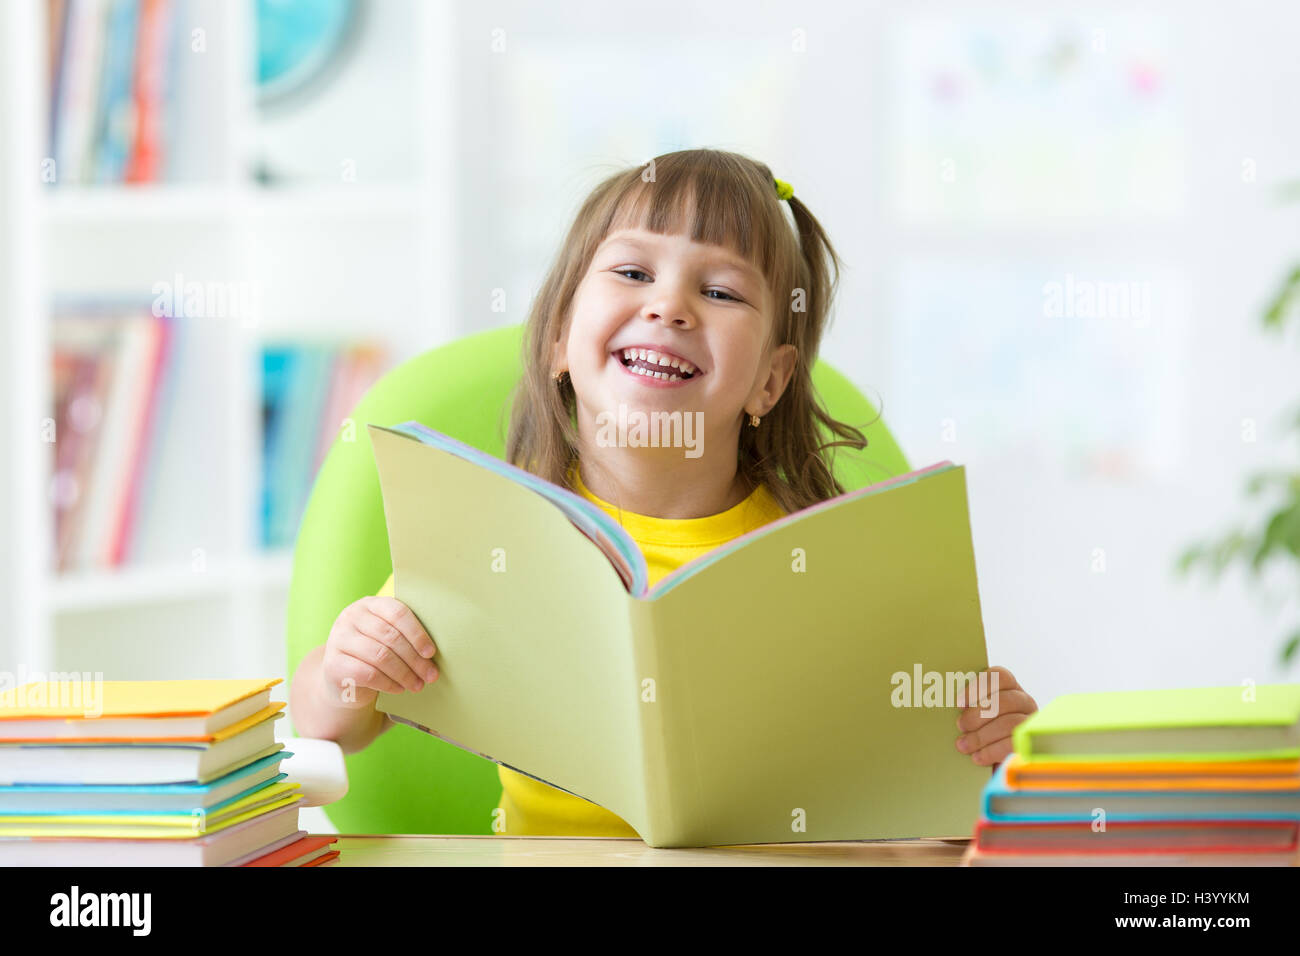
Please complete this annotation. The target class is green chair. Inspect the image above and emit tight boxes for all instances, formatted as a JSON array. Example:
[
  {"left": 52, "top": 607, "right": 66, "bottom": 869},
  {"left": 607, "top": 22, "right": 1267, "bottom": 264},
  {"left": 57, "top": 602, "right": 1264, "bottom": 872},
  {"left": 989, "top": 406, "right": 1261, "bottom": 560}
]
[{"left": 286, "top": 322, "right": 911, "bottom": 835}]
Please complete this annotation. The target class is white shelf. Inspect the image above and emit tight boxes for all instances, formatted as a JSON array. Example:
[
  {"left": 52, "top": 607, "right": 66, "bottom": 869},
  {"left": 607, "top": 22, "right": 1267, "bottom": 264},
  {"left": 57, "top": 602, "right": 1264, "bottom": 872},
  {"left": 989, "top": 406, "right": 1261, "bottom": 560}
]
[
  {"left": 44, "top": 184, "right": 239, "bottom": 224},
  {"left": 44, "top": 183, "right": 428, "bottom": 226},
  {"left": 49, "top": 550, "right": 295, "bottom": 613}
]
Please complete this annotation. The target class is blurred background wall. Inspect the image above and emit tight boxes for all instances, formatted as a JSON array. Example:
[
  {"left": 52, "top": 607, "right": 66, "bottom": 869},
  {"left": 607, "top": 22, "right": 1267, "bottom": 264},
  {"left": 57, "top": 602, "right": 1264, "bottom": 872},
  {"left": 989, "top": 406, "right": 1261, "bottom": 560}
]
[{"left": 2, "top": 0, "right": 1299, "bottom": 723}]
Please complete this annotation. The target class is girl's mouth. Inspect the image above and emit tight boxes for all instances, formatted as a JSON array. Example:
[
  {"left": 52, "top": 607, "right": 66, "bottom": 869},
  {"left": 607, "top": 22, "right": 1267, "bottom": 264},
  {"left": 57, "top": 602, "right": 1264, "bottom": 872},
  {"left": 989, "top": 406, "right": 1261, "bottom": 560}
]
[{"left": 611, "top": 348, "right": 700, "bottom": 385}]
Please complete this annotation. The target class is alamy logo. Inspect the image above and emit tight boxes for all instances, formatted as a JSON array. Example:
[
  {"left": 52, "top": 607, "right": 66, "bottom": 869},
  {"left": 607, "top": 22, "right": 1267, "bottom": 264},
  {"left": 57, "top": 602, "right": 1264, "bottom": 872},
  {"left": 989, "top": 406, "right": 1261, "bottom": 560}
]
[
  {"left": 1042, "top": 273, "right": 1151, "bottom": 324},
  {"left": 0, "top": 668, "right": 103, "bottom": 717},
  {"left": 594, "top": 404, "right": 704, "bottom": 458},
  {"left": 890, "top": 665, "right": 999, "bottom": 718},
  {"left": 50, "top": 886, "right": 151, "bottom": 936}
]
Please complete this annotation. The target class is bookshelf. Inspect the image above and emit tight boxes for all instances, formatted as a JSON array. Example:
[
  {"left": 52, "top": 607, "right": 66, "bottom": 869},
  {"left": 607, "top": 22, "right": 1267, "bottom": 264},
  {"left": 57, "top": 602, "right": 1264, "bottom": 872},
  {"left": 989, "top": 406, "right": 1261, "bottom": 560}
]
[{"left": 0, "top": 0, "right": 458, "bottom": 685}]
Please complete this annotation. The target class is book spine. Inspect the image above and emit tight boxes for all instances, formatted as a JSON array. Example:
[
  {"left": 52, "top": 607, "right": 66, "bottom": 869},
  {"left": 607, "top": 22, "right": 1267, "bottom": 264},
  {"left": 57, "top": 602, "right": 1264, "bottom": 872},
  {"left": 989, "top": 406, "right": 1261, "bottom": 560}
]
[
  {"left": 109, "top": 312, "right": 171, "bottom": 563},
  {"left": 125, "top": 0, "right": 170, "bottom": 183},
  {"left": 628, "top": 596, "right": 682, "bottom": 847}
]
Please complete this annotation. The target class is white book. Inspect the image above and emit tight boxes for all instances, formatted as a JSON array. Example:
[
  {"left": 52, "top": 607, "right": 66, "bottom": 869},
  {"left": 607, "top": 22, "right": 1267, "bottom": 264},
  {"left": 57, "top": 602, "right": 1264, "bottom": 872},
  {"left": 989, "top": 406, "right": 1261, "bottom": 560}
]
[
  {"left": 0, "top": 714, "right": 284, "bottom": 785},
  {"left": 75, "top": 313, "right": 157, "bottom": 568},
  {"left": 54, "top": 0, "right": 110, "bottom": 186},
  {"left": 0, "top": 803, "right": 302, "bottom": 867}
]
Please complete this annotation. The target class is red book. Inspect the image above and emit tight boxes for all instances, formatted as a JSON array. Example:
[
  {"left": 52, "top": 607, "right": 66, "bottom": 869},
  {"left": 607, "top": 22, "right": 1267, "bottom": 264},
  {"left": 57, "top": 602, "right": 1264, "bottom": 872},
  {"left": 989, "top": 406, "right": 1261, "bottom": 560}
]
[
  {"left": 301, "top": 850, "right": 341, "bottom": 867},
  {"left": 240, "top": 834, "right": 339, "bottom": 867},
  {"left": 108, "top": 314, "right": 172, "bottom": 564},
  {"left": 124, "top": 0, "right": 172, "bottom": 183},
  {"left": 973, "top": 818, "right": 1299, "bottom": 855}
]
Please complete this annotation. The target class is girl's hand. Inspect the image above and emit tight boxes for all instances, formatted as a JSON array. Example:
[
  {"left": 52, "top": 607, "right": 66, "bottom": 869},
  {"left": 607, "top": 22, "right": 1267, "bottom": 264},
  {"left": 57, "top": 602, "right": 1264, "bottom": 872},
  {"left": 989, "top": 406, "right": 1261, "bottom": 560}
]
[
  {"left": 320, "top": 596, "right": 439, "bottom": 709},
  {"left": 954, "top": 665, "right": 1037, "bottom": 769}
]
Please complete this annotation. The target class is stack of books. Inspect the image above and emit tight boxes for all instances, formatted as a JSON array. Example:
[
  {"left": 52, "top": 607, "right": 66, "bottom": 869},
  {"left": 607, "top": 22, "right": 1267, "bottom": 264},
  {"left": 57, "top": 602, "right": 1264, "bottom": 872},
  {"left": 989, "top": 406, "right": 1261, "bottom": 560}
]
[
  {"left": 962, "top": 683, "right": 1300, "bottom": 866},
  {"left": 0, "top": 678, "right": 337, "bottom": 866}
]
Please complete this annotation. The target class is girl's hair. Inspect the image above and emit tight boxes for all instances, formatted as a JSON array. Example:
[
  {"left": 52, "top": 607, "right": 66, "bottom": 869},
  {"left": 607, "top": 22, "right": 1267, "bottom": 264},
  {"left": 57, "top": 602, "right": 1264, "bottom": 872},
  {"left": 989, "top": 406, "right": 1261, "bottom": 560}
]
[{"left": 504, "top": 147, "right": 873, "bottom": 515}]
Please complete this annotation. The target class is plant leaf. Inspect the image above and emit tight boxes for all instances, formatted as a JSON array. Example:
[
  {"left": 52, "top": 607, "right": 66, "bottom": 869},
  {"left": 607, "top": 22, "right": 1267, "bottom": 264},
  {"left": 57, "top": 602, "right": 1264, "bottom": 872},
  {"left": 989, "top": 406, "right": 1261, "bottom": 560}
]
[
  {"left": 1282, "top": 629, "right": 1300, "bottom": 665},
  {"left": 1251, "top": 504, "right": 1300, "bottom": 571},
  {"left": 1174, "top": 543, "right": 1205, "bottom": 576},
  {"left": 1262, "top": 264, "right": 1300, "bottom": 330}
]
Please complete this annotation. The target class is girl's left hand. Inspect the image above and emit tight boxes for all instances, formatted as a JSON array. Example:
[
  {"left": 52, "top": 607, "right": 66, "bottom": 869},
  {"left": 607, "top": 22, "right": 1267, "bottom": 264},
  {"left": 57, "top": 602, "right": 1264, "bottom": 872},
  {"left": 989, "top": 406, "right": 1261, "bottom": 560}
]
[{"left": 954, "top": 665, "right": 1038, "bottom": 769}]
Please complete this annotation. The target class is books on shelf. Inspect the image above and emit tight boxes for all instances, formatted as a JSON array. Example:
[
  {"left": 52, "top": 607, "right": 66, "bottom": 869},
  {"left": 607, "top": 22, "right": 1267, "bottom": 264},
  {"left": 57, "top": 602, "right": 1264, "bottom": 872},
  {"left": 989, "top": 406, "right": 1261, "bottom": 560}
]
[
  {"left": 368, "top": 421, "right": 992, "bottom": 847},
  {"left": 50, "top": 305, "right": 386, "bottom": 574},
  {"left": 47, "top": 0, "right": 179, "bottom": 187},
  {"left": 0, "top": 678, "right": 337, "bottom": 866},
  {"left": 962, "top": 683, "right": 1300, "bottom": 866},
  {"left": 260, "top": 341, "right": 387, "bottom": 549},
  {"left": 51, "top": 306, "right": 175, "bottom": 572}
]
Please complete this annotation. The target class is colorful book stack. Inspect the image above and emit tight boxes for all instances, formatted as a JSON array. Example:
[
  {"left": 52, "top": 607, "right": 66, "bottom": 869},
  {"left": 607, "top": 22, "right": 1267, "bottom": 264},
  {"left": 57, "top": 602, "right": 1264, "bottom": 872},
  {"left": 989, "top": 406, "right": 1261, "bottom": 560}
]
[
  {"left": 962, "top": 683, "right": 1300, "bottom": 866},
  {"left": 0, "top": 679, "right": 338, "bottom": 867}
]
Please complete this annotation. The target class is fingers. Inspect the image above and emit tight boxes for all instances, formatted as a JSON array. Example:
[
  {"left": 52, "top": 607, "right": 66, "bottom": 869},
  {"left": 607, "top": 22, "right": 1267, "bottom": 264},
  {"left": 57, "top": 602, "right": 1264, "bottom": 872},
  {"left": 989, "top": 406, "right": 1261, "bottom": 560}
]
[
  {"left": 956, "top": 688, "right": 1037, "bottom": 730},
  {"left": 324, "top": 648, "right": 408, "bottom": 699},
  {"left": 970, "top": 735, "right": 1016, "bottom": 769},
  {"left": 952, "top": 665, "right": 1018, "bottom": 705},
  {"left": 339, "top": 603, "right": 439, "bottom": 694},
  {"left": 956, "top": 711, "right": 1031, "bottom": 765},
  {"left": 366, "top": 597, "right": 438, "bottom": 660},
  {"left": 986, "top": 665, "right": 1021, "bottom": 691}
]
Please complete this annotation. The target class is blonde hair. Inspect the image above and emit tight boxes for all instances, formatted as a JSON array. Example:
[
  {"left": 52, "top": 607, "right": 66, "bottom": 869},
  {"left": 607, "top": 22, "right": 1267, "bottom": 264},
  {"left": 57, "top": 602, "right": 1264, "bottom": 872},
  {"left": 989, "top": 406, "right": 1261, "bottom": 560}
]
[{"left": 504, "top": 147, "right": 872, "bottom": 515}]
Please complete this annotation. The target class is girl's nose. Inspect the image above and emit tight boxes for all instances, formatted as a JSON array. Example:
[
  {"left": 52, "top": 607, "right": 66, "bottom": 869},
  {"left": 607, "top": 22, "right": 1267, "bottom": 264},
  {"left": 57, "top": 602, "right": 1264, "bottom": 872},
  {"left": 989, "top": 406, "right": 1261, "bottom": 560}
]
[{"left": 641, "top": 288, "right": 696, "bottom": 328}]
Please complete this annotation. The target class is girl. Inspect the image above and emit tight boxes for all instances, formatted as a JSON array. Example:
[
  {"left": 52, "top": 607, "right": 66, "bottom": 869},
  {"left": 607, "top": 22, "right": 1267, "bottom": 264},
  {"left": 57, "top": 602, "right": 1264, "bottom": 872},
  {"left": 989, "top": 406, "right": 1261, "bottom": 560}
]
[{"left": 291, "top": 148, "right": 1038, "bottom": 837}]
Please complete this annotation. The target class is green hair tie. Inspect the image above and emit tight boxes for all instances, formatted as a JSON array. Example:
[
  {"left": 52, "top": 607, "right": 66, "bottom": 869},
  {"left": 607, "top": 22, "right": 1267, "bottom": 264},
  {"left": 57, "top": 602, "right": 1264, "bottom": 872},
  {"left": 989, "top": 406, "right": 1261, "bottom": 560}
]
[{"left": 774, "top": 178, "right": 794, "bottom": 201}]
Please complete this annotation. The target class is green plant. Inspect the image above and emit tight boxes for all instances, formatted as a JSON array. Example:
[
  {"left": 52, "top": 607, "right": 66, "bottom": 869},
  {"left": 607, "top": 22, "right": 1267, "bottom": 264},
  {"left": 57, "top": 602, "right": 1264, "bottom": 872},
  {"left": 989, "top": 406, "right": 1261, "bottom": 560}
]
[{"left": 1176, "top": 204, "right": 1300, "bottom": 667}]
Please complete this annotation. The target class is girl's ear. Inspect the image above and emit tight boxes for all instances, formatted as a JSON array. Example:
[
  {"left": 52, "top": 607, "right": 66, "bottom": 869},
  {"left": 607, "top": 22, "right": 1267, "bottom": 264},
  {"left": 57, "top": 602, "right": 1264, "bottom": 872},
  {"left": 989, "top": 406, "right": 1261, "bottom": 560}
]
[
  {"left": 750, "top": 344, "right": 798, "bottom": 416},
  {"left": 548, "top": 334, "right": 566, "bottom": 377},
  {"left": 768, "top": 344, "right": 798, "bottom": 403}
]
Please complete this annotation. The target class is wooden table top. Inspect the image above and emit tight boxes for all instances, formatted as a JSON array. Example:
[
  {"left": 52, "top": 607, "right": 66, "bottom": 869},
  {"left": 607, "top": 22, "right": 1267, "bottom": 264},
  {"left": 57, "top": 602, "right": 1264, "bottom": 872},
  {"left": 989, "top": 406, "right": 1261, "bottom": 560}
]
[{"left": 323, "top": 834, "right": 971, "bottom": 866}]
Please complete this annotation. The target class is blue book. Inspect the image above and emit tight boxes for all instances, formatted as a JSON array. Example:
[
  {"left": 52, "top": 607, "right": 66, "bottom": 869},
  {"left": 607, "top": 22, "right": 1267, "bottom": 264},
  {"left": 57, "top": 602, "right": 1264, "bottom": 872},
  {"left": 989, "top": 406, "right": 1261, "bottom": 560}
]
[
  {"left": 981, "top": 758, "right": 1300, "bottom": 823},
  {"left": 260, "top": 347, "right": 295, "bottom": 548},
  {"left": 276, "top": 346, "right": 335, "bottom": 547},
  {"left": 0, "top": 750, "right": 291, "bottom": 814},
  {"left": 91, "top": 0, "right": 139, "bottom": 183}
]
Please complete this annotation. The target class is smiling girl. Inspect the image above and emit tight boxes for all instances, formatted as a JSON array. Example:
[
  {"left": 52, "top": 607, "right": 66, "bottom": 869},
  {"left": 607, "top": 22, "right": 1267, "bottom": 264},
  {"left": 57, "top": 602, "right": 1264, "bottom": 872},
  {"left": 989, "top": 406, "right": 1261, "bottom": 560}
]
[{"left": 290, "top": 148, "right": 1037, "bottom": 838}]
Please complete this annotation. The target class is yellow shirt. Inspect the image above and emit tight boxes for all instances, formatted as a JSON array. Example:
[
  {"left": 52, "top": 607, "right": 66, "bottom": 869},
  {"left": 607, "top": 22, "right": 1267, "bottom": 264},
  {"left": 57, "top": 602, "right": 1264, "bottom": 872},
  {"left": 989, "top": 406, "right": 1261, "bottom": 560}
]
[{"left": 376, "top": 465, "right": 787, "bottom": 837}]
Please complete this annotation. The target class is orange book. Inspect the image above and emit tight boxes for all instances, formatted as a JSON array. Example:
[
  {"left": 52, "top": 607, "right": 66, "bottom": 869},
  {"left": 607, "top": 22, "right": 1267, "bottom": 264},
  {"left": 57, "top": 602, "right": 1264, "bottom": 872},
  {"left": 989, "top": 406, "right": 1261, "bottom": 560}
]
[{"left": 1004, "top": 753, "right": 1300, "bottom": 791}]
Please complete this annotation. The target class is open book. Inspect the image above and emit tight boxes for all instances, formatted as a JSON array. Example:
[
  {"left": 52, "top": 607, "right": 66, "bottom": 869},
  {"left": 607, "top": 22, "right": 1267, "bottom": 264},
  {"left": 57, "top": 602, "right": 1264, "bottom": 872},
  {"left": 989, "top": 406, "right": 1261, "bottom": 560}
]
[{"left": 370, "top": 421, "right": 992, "bottom": 847}]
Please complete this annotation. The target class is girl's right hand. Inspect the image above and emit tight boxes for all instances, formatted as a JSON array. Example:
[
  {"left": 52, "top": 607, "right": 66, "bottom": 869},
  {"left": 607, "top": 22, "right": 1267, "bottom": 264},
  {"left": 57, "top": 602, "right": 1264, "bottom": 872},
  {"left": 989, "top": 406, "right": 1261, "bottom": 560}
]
[{"left": 321, "top": 596, "right": 439, "bottom": 709}]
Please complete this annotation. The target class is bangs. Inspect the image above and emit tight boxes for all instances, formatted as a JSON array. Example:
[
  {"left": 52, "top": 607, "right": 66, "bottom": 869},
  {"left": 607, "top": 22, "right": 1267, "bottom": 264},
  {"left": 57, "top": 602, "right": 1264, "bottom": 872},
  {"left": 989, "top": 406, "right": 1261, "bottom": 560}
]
[{"left": 599, "top": 159, "right": 781, "bottom": 280}]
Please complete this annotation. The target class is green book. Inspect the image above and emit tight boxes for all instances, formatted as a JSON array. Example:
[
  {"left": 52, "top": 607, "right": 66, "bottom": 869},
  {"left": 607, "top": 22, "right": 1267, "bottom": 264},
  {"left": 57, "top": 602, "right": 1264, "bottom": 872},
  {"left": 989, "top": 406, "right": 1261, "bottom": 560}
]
[
  {"left": 369, "top": 421, "right": 991, "bottom": 848},
  {"left": 1012, "top": 684, "right": 1300, "bottom": 762}
]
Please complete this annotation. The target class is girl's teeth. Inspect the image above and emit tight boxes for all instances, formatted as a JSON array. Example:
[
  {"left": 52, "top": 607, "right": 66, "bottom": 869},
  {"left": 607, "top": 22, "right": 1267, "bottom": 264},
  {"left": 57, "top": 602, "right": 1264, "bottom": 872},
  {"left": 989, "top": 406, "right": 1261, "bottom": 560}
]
[{"left": 619, "top": 348, "right": 696, "bottom": 376}]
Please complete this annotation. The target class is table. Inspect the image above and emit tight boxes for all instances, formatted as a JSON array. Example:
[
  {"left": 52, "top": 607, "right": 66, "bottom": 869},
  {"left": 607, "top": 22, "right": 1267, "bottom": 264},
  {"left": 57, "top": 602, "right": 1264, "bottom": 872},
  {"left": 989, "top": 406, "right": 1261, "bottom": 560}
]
[{"left": 324, "top": 834, "right": 971, "bottom": 866}]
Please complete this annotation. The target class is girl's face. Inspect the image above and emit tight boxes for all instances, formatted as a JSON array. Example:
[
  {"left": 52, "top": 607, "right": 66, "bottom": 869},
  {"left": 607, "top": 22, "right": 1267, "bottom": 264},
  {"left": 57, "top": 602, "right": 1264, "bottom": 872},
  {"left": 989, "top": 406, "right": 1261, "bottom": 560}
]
[{"left": 557, "top": 227, "right": 794, "bottom": 447}]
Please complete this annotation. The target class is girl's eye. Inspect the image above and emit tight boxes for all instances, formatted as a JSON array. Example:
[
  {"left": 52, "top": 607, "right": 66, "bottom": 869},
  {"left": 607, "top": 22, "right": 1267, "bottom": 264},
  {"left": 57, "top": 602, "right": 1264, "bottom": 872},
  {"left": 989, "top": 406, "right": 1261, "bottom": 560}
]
[{"left": 613, "top": 269, "right": 744, "bottom": 304}]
